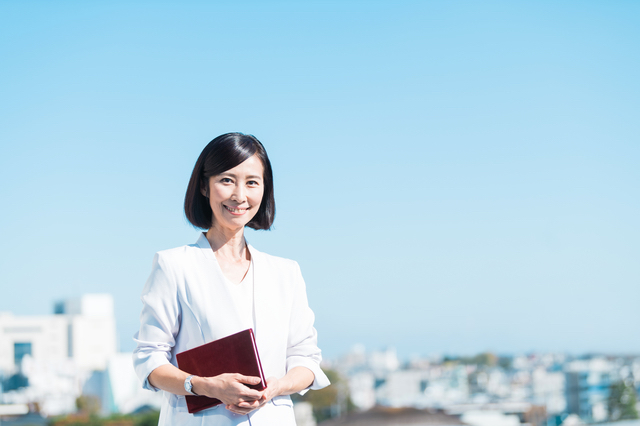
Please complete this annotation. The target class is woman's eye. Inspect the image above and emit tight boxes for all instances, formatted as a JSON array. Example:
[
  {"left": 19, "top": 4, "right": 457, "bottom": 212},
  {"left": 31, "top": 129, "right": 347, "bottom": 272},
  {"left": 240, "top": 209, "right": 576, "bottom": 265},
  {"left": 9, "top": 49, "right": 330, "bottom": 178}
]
[
  {"left": 248, "top": 180, "right": 259, "bottom": 186},
  {"left": 220, "top": 177, "right": 232, "bottom": 183}
]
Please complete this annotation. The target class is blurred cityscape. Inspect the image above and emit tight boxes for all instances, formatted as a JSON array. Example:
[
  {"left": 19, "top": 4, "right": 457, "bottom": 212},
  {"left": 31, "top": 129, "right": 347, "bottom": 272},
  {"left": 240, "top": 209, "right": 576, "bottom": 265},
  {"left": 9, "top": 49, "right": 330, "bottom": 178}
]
[
  {"left": 310, "top": 347, "right": 640, "bottom": 426},
  {"left": 0, "top": 294, "right": 638, "bottom": 426}
]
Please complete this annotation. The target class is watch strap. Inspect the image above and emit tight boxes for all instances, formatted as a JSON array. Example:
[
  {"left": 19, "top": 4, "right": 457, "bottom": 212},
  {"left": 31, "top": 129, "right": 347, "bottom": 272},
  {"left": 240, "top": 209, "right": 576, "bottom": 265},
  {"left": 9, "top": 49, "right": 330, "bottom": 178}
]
[{"left": 185, "top": 374, "right": 199, "bottom": 396}]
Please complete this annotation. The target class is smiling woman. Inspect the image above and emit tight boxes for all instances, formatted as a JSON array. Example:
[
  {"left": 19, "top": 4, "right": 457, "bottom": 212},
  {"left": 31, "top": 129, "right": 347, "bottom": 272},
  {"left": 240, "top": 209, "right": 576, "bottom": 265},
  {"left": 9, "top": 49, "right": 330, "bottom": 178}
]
[
  {"left": 184, "top": 133, "right": 275, "bottom": 232},
  {"left": 133, "top": 133, "right": 330, "bottom": 425},
  {"left": 204, "top": 155, "right": 265, "bottom": 236}
]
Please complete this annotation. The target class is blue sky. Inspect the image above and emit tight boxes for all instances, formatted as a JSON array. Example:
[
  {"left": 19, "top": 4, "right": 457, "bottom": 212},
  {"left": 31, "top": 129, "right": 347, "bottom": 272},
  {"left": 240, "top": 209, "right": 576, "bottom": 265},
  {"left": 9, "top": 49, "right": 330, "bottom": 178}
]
[{"left": 1, "top": 1, "right": 639, "bottom": 359}]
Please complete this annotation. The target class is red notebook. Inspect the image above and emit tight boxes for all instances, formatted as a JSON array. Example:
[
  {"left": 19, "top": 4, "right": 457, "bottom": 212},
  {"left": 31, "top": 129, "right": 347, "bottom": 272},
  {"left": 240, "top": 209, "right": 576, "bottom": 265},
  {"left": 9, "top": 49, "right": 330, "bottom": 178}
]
[{"left": 176, "top": 328, "right": 267, "bottom": 414}]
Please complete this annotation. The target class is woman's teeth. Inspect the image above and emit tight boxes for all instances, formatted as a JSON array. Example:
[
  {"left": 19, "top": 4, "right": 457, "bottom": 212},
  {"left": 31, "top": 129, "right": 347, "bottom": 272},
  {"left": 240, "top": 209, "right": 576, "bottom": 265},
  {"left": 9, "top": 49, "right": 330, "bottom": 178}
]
[{"left": 225, "top": 206, "right": 247, "bottom": 213}]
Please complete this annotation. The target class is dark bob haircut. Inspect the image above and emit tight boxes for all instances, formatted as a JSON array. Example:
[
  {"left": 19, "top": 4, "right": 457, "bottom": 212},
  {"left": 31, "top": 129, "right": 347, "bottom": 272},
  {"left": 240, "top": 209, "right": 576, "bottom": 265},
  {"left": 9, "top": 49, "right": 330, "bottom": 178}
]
[{"left": 184, "top": 133, "right": 275, "bottom": 230}]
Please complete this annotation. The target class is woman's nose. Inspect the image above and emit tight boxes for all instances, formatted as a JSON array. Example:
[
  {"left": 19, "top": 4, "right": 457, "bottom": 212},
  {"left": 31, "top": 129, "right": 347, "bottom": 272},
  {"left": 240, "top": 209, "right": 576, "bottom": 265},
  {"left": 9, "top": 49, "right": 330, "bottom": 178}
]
[{"left": 231, "top": 184, "right": 246, "bottom": 202}]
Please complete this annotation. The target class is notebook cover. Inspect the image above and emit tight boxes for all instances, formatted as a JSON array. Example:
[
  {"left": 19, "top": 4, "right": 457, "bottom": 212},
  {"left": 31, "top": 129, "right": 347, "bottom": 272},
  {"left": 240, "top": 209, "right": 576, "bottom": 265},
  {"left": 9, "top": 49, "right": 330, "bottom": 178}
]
[{"left": 176, "top": 328, "right": 267, "bottom": 414}]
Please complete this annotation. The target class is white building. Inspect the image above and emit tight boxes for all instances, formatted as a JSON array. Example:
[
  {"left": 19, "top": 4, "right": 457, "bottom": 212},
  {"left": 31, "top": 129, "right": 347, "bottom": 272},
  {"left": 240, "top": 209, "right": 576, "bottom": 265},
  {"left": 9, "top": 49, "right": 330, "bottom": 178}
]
[
  {"left": 460, "top": 410, "right": 521, "bottom": 426},
  {"left": 0, "top": 294, "right": 126, "bottom": 416},
  {"left": 421, "top": 365, "right": 470, "bottom": 408},
  {"left": 348, "top": 370, "right": 376, "bottom": 410},
  {"left": 0, "top": 294, "right": 117, "bottom": 374},
  {"left": 0, "top": 312, "right": 70, "bottom": 374},
  {"left": 369, "top": 347, "right": 400, "bottom": 376},
  {"left": 375, "top": 369, "right": 431, "bottom": 407},
  {"left": 532, "top": 367, "right": 566, "bottom": 415}
]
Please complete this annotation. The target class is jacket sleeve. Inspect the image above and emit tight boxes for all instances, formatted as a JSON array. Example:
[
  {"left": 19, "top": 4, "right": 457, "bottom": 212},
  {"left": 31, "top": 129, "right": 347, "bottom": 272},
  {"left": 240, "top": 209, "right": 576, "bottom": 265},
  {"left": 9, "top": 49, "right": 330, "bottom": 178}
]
[
  {"left": 286, "top": 261, "right": 331, "bottom": 394},
  {"left": 132, "top": 252, "right": 181, "bottom": 391}
]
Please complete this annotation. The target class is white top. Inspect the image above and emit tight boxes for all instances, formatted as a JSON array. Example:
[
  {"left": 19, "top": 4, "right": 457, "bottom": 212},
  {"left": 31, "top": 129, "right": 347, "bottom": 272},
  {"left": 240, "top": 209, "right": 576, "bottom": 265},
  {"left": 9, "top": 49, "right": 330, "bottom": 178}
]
[
  {"left": 225, "top": 260, "right": 255, "bottom": 331},
  {"left": 132, "top": 233, "right": 330, "bottom": 426}
]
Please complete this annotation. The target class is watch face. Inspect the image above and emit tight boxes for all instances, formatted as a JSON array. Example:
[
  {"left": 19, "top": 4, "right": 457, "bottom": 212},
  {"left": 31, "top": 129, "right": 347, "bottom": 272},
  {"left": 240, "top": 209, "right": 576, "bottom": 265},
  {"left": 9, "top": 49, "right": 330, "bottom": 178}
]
[{"left": 185, "top": 377, "right": 192, "bottom": 392}]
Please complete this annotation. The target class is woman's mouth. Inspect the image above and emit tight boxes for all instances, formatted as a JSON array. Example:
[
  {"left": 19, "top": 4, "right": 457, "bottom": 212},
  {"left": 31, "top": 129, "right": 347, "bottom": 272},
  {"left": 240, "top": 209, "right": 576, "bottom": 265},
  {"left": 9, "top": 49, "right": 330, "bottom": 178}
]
[{"left": 224, "top": 205, "right": 249, "bottom": 215}]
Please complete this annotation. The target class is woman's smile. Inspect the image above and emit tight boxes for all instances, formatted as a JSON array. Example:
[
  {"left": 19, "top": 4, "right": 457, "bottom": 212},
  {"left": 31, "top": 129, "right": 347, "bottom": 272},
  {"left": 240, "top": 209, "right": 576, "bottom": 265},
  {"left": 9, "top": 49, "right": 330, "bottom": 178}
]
[{"left": 224, "top": 205, "right": 250, "bottom": 215}]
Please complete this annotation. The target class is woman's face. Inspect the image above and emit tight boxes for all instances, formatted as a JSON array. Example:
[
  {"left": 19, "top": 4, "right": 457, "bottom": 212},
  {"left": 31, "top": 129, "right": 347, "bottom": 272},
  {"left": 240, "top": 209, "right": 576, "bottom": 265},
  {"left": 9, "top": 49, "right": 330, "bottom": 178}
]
[{"left": 206, "top": 154, "right": 265, "bottom": 232}]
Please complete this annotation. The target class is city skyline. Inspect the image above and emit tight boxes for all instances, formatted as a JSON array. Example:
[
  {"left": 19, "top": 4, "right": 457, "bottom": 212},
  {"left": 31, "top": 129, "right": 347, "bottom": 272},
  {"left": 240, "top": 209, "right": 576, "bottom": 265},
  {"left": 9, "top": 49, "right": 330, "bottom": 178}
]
[
  {"left": 3, "top": 292, "right": 638, "bottom": 424},
  {"left": 1, "top": 1, "right": 639, "bottom": 359}
]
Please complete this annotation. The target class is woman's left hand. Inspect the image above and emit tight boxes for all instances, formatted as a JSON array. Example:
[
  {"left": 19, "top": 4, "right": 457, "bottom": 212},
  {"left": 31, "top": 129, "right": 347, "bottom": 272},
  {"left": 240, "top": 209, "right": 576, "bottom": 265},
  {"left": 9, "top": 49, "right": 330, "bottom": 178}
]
[
  {"left": 225, "top": 377, "right": 281, "bottom": 415},
  {"left": 260, "top": 376, "right": 282, "bottom": 403},
  {"left": 225, "top": 367, "right": 314, "bottom": 415}
]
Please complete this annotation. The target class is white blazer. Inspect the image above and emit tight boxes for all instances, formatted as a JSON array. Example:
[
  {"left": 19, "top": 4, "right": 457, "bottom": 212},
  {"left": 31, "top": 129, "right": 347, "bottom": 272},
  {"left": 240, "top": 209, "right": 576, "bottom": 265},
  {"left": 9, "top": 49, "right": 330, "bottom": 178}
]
[{"left": 133, "top": 233, "right": 330, "bottom": 426}]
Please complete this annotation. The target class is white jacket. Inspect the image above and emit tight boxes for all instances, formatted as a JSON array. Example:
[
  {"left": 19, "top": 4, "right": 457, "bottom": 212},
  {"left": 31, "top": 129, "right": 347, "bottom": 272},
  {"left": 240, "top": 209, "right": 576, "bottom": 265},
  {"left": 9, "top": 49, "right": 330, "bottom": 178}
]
[{"left": 133, "top": 233, "right": 330, "bottom": 425}]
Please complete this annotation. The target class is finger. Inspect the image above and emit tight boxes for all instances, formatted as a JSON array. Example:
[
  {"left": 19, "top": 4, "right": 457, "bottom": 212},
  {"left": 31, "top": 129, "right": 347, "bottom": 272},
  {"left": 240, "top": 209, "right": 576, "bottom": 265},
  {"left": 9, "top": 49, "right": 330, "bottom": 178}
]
[
  {"left": 235, "top": 374, "right": 263, "bottom": 385},
  {"left": 236, "top": 397, "right": 262, "bottom": 405},
  {"left": 226, "top": 404, "right": 247, "bottom": 414},
  {"left": 237, "top": 389, "right": 263, "bottom": 400},
  {"left": 227, "top": 404, "right": 255, "bottom": 415},
  {"left": 236, "top": 399, "right": 261, "bottom": 408}
]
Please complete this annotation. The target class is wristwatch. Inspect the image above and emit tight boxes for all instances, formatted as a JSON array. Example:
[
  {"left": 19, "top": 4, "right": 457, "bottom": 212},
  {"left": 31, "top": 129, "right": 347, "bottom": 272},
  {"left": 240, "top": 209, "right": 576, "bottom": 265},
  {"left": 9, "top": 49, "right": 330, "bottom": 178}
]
[{"left": 184, "top": 375, "right": 199, "bottom": 396}]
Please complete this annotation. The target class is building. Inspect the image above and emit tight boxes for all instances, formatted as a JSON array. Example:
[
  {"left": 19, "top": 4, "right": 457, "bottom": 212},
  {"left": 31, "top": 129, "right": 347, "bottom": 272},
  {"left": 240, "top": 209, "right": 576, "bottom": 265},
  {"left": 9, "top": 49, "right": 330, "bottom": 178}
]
[
  {"left": 531, "top": 367, "right": 566, "bottom": 415},
  {"left": 565, "top": 358, "right": 615, "bottom": 423},
  {"left": 0, "top": 294, "right": 148, "bottom": 417},
  {"left": 0, "top": 294, "right": 117, "bottom": 375}
]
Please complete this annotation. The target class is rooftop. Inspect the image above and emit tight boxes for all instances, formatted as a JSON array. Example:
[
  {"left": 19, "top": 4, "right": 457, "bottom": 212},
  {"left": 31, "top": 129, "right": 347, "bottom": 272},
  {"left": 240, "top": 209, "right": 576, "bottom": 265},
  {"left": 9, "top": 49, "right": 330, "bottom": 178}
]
[{"left": 318, "top": 406, "right": 466, "bottom": 426}]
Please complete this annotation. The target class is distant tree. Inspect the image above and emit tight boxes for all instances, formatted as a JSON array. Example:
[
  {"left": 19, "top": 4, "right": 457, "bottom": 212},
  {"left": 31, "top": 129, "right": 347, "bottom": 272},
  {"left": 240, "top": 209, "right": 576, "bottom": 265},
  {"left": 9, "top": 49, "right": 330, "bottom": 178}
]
[
  {"left": 475, "top": 352, "right": 497, "bottom": 367},
  {"left": 456, "top": 352, "right": 498, "bottom": 367},
  {"left": 291, "top": 368, "right": 354, "bottom": 422},
  {"left": 498, "top": 356, "right": 513, "bottom": 371},
  {"left": 608, "top": 380, "right": 639, "bottom": 421},
  {"left": 443, "top": 355, "right": 458, "bottom": 364},
  {"left": 49, "top": 414, "right": 102, "bottom": 426},
  {"left": 76, "top": 395, "right": 101, "bottom": 416},
  {"left": 133, "top": 411, "right": 160, "bottom": 426},
  {"left": 49, "top": 412, "right": 158, "bottom": 426}
]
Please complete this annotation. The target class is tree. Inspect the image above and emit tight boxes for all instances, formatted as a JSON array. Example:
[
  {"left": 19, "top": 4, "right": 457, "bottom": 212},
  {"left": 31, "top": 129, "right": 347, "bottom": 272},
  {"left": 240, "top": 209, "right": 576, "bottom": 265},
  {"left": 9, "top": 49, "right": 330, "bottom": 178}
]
[
  {"left": 76, "top": 395, "right": 101, "bottom": 416},
  {"left": 133, "top": 411, "right": 160, "bottom": 426},
  {"left": 608, "top": 380, "right": 639, "bottom": 421},
  {"left": 292, "top": 368, "right": 354, "bottom": 422}
]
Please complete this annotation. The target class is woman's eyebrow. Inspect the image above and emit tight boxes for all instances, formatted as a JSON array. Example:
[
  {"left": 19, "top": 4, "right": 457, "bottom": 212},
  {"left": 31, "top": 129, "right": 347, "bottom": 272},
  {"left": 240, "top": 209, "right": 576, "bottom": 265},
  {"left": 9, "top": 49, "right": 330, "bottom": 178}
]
[{"left": 219, "top": 172, "right": 262, "bottom": 180}]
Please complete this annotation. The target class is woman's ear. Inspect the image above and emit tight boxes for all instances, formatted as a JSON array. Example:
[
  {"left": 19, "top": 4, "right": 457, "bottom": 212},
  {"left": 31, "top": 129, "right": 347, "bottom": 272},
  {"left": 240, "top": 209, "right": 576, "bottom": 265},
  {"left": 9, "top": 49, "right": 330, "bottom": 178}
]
[{"left": 200, "top": 178, "right": 209, "bottom": 198}]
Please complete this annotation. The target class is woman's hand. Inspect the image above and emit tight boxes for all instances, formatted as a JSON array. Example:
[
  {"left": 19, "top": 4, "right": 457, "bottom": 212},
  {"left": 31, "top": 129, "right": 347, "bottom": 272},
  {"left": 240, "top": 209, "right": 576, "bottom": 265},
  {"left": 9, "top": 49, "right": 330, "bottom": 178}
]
[
  {"left": 194, "top": 367, "right": 314, "bottom": 415},
  {"left": 147, "top": 364, "right": 304, "bottom": 416},
  {"left": 260, "top": 376, "right": 282, "bottom": 403},
  {"left": 191, "top": 373, "right": 264, "bottom": 411},
  {"left": 225, "top": 367, "right": 315, "bottom": 414},
  {"left": 224, "top": 376, "right": 281, "bottom": 414}
]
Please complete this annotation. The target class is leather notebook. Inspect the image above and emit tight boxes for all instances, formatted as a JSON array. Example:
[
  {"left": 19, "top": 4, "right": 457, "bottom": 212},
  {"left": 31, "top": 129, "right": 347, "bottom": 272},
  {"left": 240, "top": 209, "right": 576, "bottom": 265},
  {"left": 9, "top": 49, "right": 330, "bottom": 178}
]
[{"left": 176, "top": 328, "right": 267, "bottom": 414}]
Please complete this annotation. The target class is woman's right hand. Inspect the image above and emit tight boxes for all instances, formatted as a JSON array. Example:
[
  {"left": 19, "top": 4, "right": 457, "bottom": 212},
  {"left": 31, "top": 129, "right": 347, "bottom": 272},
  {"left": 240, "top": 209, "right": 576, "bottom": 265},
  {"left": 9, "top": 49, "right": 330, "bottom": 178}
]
[{"left": 192, "top": 373, "right": 264, "bottom": 411}]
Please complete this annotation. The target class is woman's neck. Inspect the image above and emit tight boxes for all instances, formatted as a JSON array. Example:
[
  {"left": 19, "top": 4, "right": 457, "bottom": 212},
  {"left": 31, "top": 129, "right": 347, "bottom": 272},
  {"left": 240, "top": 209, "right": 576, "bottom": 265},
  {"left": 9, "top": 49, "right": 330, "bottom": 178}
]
[{"left": 205, "top": 225, "right": 249, "bottom": 262}]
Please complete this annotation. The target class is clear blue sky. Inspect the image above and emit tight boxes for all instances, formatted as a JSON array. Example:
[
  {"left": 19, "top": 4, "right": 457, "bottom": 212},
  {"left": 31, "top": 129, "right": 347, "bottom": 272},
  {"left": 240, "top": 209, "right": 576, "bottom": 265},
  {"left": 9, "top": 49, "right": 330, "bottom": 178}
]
[{"left": 1, "top": 1, "right": 639, "bottom": 359}]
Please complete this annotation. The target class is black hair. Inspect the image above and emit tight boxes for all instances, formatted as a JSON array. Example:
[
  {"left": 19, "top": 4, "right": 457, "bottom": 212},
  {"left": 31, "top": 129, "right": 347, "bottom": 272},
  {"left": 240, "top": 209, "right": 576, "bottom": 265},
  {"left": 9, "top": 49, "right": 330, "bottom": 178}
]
[{"left": 184, "top": 133, "right": 275, "bottom": 230}]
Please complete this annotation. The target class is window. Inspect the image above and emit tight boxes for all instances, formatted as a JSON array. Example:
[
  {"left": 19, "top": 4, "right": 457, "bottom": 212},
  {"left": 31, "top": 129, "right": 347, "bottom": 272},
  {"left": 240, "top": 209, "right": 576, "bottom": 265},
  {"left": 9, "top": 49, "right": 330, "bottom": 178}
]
[{"left": 14, "top": 342, "right": 32, "bottom": 367}]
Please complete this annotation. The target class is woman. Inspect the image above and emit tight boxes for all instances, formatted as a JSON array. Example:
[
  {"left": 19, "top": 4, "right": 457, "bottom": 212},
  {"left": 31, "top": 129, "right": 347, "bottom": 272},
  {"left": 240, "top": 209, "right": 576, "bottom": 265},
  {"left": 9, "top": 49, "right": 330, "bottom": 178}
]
[{"left": 133, "top": 133, "right": 330, "bottom": 425}]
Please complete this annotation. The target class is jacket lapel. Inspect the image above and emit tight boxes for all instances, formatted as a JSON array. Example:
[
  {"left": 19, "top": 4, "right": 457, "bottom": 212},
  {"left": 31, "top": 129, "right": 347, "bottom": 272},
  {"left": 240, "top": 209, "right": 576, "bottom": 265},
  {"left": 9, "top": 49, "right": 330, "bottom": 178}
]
[
  {"left": 246, "top": 243, "right": 272, "bottom": 355},
  {"left": 190, "top": 233, "right": 224, "bottom": 344}
]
